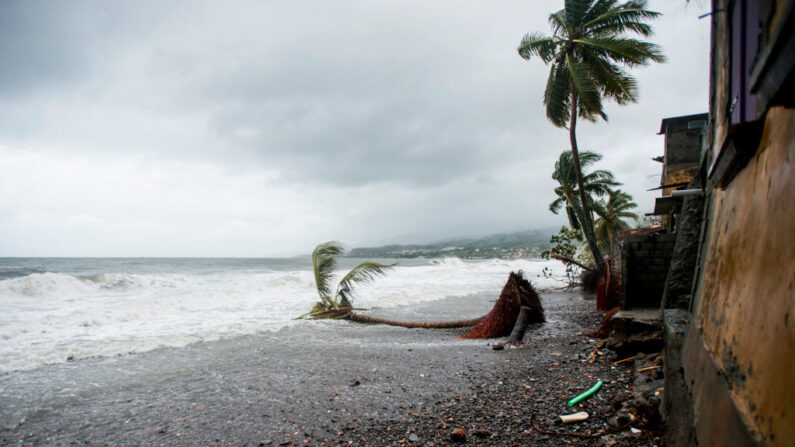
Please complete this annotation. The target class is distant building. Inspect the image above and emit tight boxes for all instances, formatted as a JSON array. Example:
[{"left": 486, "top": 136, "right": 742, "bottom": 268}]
[
  {"left": 618, "top": 114, "right": 707, "bottom": 309},
  {"left": 651, "top": 113, "right": 708, "bottom": 231},
  {"left": 657, "top": 113, "right": 708, "bottom": 195}
]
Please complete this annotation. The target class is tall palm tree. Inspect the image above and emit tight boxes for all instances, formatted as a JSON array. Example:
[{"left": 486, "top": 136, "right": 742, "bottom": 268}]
[
  {"left": 593, "top": 189, "right": 638, "bottom": 252},
  {"left": 549, "top": 150, "right": 619, "bottom": 234},
  {"left": 518, "top": 0, "right": 664, "bottom": 272}
]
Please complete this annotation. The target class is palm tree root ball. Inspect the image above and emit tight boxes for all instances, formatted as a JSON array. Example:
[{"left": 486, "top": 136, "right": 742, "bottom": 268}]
[{"left": 461, "top": 271, "right": 544, "bottom": 339}]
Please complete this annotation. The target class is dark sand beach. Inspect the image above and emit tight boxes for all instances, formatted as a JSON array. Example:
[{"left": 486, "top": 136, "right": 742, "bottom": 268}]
[{"left": 1, "top": 292, "right": 659, "bottom": 446}]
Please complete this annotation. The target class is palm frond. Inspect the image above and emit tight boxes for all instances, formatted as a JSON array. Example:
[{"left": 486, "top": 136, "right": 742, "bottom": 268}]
[
  {"left": 581, "top": 52, "right": 637, "bottom": 104},
  {"left": 575, "top": 37, "right": 665, "bottom": 66},
  {"left": 583, "top": 1, "right": 661, "bottom": 37},
  {"left": 616, "top": 211, "right": 639, "bottom": 221},
  {"left": 576, "top": 150, "right": 605, "bottom": 168},
  {"left": 566, "top": 53, "right": 603, "bottom": 117},
  {"left": 592, "top": 188, "right": 640, "bottom": 251},
  {"left": 583, "top": 0, "right": 620, "bottom": 23},
  {"left": 564, "top": 0, "right": 590, "bottom": 31},
  {"left": 549, "top": 196, "right": 566, "bottom": 214},
  {"left": 583, "top": 184, "right": 618, "bottom": 197},
  {"left": 543, "top": 61, "right": 572, "bottom": 127},
  {"left": 312, "top": 241, "right": 344, "bottom": 307},
  {"left": 553, "top": 150, "right": 614, "bottom": 187},
  {"left": 548, "top": 9, "right": 568, "bottom": 36},
  {"left": 592, "top": 197, "right": 608, "bottom": 218},
  {"left": 518, "top": 32, "right": 560, "bottom": 63},
  {"left": 566, "top": 204, "right": 583, "bottom": 230},
  {"left": 582, "top": 169, "right": 620, "bottom": 186},
  {"left": 335, "top": 261, "right": 396, "bottom": 308}
]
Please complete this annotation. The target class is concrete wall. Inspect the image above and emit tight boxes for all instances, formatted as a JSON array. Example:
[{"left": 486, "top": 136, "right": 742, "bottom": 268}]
[
  {"left": 691, "top": 106, "right": 795, "bottom": 445},
  {"left": 665, "top": 115, "right": 708, "bottom": 166},
  {"left": 661, "top": 181, "right": 705, "bottom": 310},
  {"left": 621, "top": 233, "right": 675, "bottom": 309}
]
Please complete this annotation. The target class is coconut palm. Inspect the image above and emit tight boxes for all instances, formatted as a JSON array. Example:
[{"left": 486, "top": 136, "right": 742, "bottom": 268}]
[
  {"left": 301, "top": 242, "right": 542, "bottom": 335},
  {"left": 518, "top": 0, "right": 665, "bottom": 271},
  {"left": 549, "top": 150, "right": 619, "bottom": 233},
  {"left": 301, "top": 241, "right": 486, "bottom": 327},
  {"left": 593, "top": 189, "right": 638, "bottom": 252},
  {"left": 303, "top": 241, "right": 396, "bottom": 318}
]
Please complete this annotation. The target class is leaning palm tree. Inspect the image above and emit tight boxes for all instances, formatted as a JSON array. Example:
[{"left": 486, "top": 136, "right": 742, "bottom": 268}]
[
  {"left": 518, "top": 0, "right": 665, "bottom": 272},
  {"left": 593, "top": 189, "right": 638, "bottom": 253},
  {"left": 549, "top": 150, "right": 619, "bottom": 233}
]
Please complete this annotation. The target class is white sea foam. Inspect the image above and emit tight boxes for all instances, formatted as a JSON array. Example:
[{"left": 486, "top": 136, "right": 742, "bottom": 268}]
[{"left": 0, "top": 258, "right": 570, "bottom": 373}]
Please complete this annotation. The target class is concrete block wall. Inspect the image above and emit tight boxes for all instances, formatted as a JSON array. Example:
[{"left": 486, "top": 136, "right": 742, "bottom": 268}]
[{"left": 621, "top": 233, "right": 676, "bottom": 309}]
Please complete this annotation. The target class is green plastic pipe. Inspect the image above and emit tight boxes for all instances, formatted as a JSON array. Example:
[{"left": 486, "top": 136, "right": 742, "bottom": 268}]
[{"left": 567, "top": 380, "right": 603, "bottom": 406}]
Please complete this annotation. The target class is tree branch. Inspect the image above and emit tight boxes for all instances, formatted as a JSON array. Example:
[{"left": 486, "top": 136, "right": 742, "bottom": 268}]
[{"left": 550, "top": 253, "right": 598, "bottom": 273}]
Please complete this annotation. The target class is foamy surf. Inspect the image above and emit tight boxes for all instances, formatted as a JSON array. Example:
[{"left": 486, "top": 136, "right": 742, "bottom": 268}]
[{"left": 0, "top": 257, "right": 571, "bottom": 373}]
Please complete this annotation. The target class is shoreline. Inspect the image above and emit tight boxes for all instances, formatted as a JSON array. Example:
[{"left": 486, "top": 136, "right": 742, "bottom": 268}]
[{"left": 1, "top": 292, "right": 659, "bottom": 446}]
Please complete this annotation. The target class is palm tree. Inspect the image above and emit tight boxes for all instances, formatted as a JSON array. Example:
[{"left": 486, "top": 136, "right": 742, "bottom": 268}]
[
  {"left": 549, "top": 150, "right": 619, "bottom": 234},
  {"left": 301, "top": 241, "right": 484, "bottom": 328},
  {"left": 303, "top": 241, "right": 396, "bottom": 318},
  {"left": 593, "top": 189, "right": 638, "bottom": 252},
  {"left": 518, "top": 0, "right": 665, "bottom": 272}
]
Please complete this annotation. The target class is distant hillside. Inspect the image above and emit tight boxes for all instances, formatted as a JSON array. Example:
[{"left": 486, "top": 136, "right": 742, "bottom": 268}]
[{"left": 347, "top": 228, "right": 557, "bottom": 259}]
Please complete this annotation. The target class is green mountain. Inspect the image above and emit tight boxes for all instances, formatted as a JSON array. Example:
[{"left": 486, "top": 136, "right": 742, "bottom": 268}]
[{"left": 347, "top": 228, "right": 557, "bottom": 259}]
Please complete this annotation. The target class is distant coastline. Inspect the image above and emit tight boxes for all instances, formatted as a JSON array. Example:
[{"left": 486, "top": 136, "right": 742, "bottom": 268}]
[{"left": 346, "top": 228, "right": 556, "bottom": 259}]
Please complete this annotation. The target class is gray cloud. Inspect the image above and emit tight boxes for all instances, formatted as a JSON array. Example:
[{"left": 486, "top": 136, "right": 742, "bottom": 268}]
[{"left": 0, "top": 1, "right": 711, "bottom": 256}]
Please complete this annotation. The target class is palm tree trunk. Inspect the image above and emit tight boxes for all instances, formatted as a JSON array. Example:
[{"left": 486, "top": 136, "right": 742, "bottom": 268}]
[
  {"left": 569, "top": 87, "right": 606, "bottom": 273},
  {"left": 345, "top": 312, "right": 484, "bottom": 328},
  {"left": 550, "top": 253, "right": 598, "bottom": 273}
]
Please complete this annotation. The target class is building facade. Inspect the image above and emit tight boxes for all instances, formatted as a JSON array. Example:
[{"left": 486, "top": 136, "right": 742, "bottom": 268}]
[{"left": 664, "top": 0, "right": 795, "bottom": 445}]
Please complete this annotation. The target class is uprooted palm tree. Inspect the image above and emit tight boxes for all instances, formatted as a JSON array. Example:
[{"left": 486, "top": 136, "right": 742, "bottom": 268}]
[
  {"left": 300, "top": 241, "right": 396, "bottom": 319},
  {"left": 300, "top": 241, "right": 544, "bottom": 338},
  {"left": 519, "top": 0, "right": 665, "bottom": 272},
  {"left": 300, "top": 241, "right": 483, "bottom": 327}
]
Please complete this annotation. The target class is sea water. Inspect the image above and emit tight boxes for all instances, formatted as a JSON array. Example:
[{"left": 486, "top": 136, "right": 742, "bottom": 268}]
[{"left": 0, "top": 257, "right": 570, "bottom": 373}]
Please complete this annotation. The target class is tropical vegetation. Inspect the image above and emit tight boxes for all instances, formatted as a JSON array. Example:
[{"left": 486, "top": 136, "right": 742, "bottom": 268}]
[
  {"left": 593, "top": 189, "right": 639, "bottom": 253},
  {"left": 549, "top": 150, "right": 619, "bottom": 234},
  {"left": 518, "top": 0, "right": 665, "bottom": 271},
  {"left": 300, "top": 242, "right": 486, "bottom": 329},
  {"left": 302, "top": 241, "right": 396, "bottom": 319},
  {"left": 541, "top": 226, "right": 587, "bottom": 284}
]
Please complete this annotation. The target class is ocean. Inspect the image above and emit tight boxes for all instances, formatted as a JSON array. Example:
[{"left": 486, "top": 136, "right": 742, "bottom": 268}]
[{"left": 0, "top": 257, "right": 570, "bottom": 374}]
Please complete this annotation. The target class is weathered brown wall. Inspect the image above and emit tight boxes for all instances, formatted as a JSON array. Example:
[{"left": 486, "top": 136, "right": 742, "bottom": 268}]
[
  {"left": 692, "top": 106, "right": 795, "bottom": 445},
  {"left": 663, "top": 165, "right": 699, "bottom": 196}
]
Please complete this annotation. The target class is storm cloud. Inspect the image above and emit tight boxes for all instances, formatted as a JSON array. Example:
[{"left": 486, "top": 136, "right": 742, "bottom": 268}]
[{"left": 0, "top": 1, "right": 710, "bottom": 256}]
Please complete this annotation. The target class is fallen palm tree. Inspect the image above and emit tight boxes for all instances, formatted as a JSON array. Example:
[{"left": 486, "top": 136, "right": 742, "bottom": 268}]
[
  {"left": 299, "top": 241, "right": 544, "bottom": 338},
  {"left": 297, "top": 241, "right": 397, "bottom": 320},
  {"left": 461, "top": 271, "right": 544, "bottom": 339},
  {"left": 346, "top": 313, "right": 484, "bottom": 328}
]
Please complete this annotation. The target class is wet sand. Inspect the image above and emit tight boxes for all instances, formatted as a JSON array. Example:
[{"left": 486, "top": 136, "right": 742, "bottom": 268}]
[{"left": 0, "top": 292, "right": 658, "bottom": 446}]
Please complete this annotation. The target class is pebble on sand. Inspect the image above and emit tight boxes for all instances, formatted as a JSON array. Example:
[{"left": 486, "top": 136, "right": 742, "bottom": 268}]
[{"left": 450, "top": 427, "right": 467, "bottom": 442}]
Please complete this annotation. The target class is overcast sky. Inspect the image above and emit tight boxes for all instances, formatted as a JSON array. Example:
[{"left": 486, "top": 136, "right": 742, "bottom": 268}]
[{"left": 0, "top": 0, "right": 710, "bottom": 257}]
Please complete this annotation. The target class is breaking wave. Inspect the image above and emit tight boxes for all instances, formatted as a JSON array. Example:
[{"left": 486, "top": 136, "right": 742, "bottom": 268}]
[{"left": 0, "top": 257, "right": 570, "bottom": 373}]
